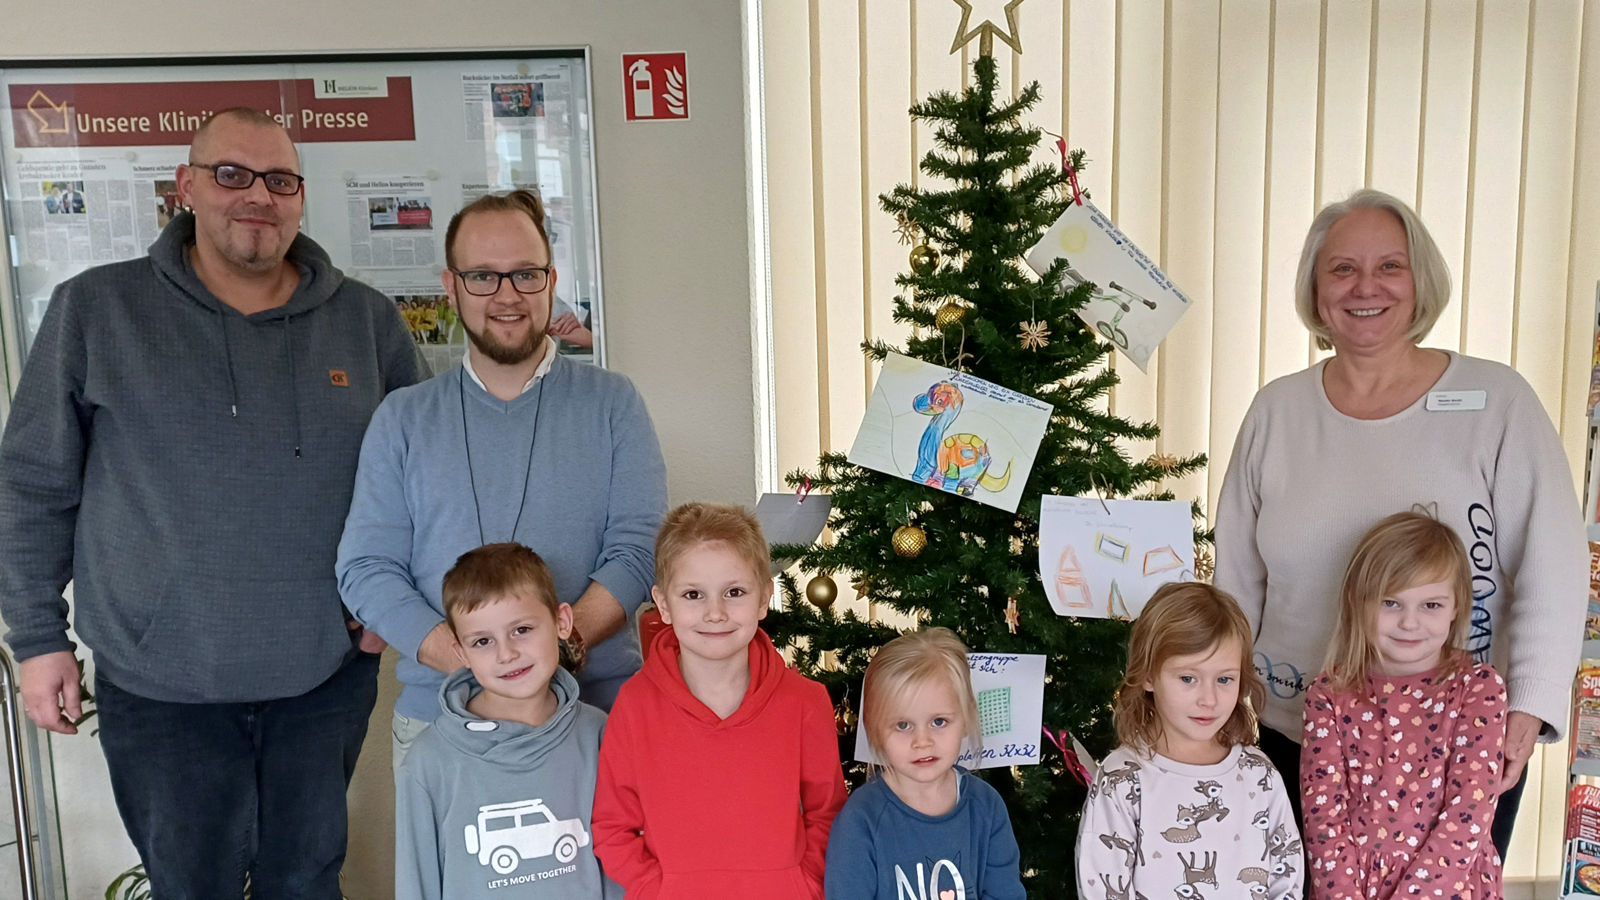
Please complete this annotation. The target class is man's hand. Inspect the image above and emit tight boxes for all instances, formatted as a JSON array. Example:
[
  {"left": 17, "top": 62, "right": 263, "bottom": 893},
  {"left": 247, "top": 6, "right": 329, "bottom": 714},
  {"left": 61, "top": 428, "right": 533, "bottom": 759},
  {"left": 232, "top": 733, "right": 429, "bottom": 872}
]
[
  {"left": 346, "top": 619, "right": 388, "bottom": 654},
  {"left": 18, "top": 651, "right": 82, "bottom": 735},
  {"left": 417, "top": 622, "right": 463, "bottom": 674},
  {"left": 1501, "top": 710, "right": 1542, "bottom": 791}
]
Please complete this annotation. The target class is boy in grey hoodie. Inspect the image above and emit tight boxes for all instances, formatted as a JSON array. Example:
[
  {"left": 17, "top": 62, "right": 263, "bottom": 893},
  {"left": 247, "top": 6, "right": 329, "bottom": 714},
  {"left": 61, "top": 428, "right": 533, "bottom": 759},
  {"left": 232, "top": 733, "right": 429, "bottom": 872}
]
[{"left": 396, "top": 543, "right": 619, "bottom": 900}]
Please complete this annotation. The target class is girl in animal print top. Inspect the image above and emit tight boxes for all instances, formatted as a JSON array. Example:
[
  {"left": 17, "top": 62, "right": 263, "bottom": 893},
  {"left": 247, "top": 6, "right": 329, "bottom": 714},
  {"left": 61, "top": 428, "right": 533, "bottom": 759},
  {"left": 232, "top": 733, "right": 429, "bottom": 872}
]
[
  {"left": 1076, "top": 582, "right": 1303, "bottom": 900},
  {"left": 1301, "top": 512, "right": 1506, "bottom": 899}
]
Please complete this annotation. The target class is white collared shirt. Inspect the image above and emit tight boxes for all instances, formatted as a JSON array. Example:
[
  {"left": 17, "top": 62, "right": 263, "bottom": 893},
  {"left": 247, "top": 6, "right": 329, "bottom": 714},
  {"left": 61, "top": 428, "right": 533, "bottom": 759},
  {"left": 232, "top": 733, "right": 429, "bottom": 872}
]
[{"left": 461, "top": 335, "right": 559, "bottom": 396}]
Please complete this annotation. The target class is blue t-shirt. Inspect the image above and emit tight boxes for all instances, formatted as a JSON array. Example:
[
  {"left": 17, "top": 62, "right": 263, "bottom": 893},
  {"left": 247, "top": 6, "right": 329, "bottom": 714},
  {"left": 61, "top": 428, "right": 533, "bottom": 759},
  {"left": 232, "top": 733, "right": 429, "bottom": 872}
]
[{"left": 824, "top": 769, "right": 1024, "bottom": 900}]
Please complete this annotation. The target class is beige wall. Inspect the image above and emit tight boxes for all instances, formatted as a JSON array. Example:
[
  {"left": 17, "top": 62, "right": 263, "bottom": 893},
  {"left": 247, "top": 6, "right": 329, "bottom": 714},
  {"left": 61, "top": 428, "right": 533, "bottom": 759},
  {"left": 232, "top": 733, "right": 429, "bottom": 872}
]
[
  {"left": 762, "top": 0, "right": 1600, "bottom": 888},
  {"left": 0, "top": 1, "right": 759, "bottom": 896}
]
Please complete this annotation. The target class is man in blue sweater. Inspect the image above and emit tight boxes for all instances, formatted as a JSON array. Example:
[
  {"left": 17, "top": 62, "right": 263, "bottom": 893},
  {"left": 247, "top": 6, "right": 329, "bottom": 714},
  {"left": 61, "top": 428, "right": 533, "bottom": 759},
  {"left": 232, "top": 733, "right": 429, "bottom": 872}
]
[
  {"left": 0, "top": 108, "right": 423, "bottom": 896},
  {"left": 337, "top": 190, "right": 666, "bottom": 768}
]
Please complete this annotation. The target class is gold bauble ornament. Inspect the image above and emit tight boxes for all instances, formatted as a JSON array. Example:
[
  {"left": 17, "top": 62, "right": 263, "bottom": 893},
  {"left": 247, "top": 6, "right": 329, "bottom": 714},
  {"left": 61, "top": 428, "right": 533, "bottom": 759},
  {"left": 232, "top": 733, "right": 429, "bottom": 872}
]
[
  {"left": 891, "top": 524, "right": 928, "bottom": 558},
  {"left": 935, "top": 302, "right": 966, "bottom": 330},
  {"left": 805, "top": 574, "right": 839, "bottom": 608},
  {"left": 909, "top": 243, "right": 940, "bottom": 275}
]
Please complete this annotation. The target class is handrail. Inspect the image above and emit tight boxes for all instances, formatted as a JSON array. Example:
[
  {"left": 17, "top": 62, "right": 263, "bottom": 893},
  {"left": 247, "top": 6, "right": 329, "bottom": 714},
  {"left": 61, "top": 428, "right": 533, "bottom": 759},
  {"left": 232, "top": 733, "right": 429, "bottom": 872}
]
[{"left": 0, "top": 646, "right": 39, "bottom": 900}]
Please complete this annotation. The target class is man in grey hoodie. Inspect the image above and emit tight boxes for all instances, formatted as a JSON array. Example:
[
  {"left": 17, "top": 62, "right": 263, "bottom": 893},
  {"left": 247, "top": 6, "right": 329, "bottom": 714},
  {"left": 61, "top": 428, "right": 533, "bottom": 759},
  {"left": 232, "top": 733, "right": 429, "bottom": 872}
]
[{"left": 0, "top": 107, "right": 423, "bottom": 897}]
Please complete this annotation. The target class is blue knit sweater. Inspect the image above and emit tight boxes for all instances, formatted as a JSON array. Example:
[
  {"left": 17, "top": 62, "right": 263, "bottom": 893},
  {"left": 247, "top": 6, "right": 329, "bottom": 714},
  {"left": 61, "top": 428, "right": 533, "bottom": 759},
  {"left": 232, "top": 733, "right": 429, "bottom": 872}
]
[{"left": 337, "top": 358, "right": 666, "bottom": 718}]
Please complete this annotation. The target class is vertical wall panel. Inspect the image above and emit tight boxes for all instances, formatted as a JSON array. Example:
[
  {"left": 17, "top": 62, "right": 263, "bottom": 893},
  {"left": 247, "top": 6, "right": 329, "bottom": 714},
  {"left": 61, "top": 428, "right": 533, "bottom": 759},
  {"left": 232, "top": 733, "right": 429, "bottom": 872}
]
[
  {"left": 1107, "top": 0, "right": 1167, "bottom": 457},
  {"left": 1260, "top": 0, "right": 1321, "bottom": 385},
  {"left": 815, "top": 0, "right": 869, "bottom": 457},
  {"left": 1208, "top": 0, "right": 1272, "bottom": 515},
  {"left": 1416, "top": 0, "right": 1476, "bottom": 352},
  {"left": 763, "top": 0, "right": 822, "bottom": 479},
  {"left": 1065, "top": 0, "right": 1118, "bottom": 194},
  {"left": 1513, "top": 0, "right": 1581, "bottom": 410},
  {"left": 1158, "top": 0, "right": 1220, "bottom": 507},
  {"left": 1459, "top": 0, "right": 1529, "bottom": 363},
  {"left": 862, "top": 0, "right": 916, "bottom": 381},
  {"left": 1317, "top": 1, "right": 1372, "bottom": 205},
  {"left": 1367, "top": 0, "right": 1427, "bottom": 197}
]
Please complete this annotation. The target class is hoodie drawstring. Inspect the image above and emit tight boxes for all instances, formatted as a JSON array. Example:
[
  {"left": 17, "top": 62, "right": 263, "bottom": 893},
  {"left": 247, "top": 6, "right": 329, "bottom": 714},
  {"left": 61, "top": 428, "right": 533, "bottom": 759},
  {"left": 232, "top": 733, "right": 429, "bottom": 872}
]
[
  {"left": 218, "top": 310, "right": 240, "bottom": 418},
  {"left": 284, "top": 318, "right": 303, "bottom": 459}
]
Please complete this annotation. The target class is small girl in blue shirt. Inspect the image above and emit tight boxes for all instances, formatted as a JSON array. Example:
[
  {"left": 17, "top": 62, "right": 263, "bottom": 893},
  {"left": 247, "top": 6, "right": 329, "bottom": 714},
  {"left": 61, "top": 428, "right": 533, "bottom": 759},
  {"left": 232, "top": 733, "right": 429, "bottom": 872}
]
[{"left": 824, "top": 627, "right": 1025, "bottom": 900}]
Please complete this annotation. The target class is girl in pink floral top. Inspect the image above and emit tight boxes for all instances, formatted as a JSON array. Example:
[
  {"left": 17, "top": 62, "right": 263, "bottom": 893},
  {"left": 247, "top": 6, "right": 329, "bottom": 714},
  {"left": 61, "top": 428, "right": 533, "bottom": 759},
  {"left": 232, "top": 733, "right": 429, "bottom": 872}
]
[{"left": 1302, "top": 511, "right": 1506, "bottom": 899}]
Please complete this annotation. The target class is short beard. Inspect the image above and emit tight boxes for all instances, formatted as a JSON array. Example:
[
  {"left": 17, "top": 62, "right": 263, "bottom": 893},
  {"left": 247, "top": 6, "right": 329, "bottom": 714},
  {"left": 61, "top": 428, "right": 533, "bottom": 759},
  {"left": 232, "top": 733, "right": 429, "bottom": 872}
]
[{"left": 465, "top": 320, "right": 545, "bottom": 366}]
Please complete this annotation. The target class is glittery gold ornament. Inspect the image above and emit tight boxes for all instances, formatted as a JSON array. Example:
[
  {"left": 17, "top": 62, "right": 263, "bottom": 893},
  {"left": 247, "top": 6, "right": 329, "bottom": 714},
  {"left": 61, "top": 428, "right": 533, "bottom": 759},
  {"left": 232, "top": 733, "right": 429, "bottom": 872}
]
[
  {"left": 935, "top": 302, "right": 966, "bottom": 330},
  {"left": 909, "top": 243, "right": 940, "bottom": 275},
  {"left": 892, "top": 524, "right": 928, "bottom": 557},
  {"left": 805, "top": 574, "right": 839, "bottom": 608},
  {"left": 1194, "top": 547, "right": 1215, "bottom": 582},
  {"left": 1018, "top": 319, "right": 1051, "bottom": 350},
  {"left": 1004, "top": 597, "right": 1020, "bottom": 634}
]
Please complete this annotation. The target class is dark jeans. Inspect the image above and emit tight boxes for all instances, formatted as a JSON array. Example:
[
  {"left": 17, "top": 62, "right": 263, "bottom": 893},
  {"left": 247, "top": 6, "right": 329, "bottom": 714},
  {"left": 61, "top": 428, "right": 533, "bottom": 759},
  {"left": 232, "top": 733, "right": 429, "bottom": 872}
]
[
  {"left": 1259, "top": 724, "right": 1526, "bottom": 857},
  {"left": 96, "top": 651, "right": 379, "bottom": 899}
]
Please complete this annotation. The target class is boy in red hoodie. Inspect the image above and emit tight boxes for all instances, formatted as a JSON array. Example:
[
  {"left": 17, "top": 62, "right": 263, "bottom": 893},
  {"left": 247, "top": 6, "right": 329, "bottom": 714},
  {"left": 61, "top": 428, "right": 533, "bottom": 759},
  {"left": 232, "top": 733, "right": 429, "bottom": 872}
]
[{"left": 593, "top": 502, "right": 846, "bottom": 899}]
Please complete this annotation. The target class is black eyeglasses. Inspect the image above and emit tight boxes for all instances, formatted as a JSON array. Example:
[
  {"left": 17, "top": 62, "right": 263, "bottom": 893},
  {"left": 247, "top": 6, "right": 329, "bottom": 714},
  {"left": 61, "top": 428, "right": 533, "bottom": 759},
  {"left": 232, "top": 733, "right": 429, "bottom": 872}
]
[
  {"left": 189, "top": 163, "right": 305, "bottom": 196},
  {"left": 450, "top": 267, "right": 551, "bottom": 296}
]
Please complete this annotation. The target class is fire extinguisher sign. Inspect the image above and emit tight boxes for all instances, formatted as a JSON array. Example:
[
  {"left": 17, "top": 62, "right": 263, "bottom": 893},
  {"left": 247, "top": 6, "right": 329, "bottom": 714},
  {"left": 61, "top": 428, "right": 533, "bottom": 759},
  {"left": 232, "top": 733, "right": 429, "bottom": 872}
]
[{"left": 622, "top": 52, "right": 690, "bottom": 122}]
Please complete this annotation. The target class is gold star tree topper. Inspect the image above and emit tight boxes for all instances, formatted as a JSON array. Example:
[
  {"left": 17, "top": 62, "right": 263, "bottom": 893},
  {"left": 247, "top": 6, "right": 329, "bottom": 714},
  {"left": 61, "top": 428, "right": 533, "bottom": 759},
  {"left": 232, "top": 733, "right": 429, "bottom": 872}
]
[{"left": 950, "top": 0, "right": 1026, "bottom": 56}]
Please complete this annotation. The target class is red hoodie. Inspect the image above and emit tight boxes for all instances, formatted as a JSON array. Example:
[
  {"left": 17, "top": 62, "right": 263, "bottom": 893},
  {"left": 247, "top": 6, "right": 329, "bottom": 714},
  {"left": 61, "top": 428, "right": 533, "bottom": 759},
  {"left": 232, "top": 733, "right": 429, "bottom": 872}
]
[{"left": 593, "top": 628, "right": 846, "bottom": 899}]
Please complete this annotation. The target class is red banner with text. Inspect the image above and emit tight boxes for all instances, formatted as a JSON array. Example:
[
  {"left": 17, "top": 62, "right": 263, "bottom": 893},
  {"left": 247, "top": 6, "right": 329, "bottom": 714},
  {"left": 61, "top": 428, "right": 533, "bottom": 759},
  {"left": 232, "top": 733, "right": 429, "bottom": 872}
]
[{"left": 9, "top": 77, "right": 415, "bottom": 148}]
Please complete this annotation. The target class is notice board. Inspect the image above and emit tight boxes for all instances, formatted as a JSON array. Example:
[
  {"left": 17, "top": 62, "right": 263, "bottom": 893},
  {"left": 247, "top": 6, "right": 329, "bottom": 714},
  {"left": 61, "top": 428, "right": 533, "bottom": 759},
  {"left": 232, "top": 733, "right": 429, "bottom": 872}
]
[{"left": 0, "top": 51, "right": 606, "bottom": 371}]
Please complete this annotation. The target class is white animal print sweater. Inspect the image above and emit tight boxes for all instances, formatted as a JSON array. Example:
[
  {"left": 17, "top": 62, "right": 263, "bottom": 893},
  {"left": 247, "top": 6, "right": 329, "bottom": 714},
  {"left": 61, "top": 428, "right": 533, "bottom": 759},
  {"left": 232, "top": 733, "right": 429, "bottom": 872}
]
[{"left": 1075, "top": 745, "right": 1303, "bottom": 900}]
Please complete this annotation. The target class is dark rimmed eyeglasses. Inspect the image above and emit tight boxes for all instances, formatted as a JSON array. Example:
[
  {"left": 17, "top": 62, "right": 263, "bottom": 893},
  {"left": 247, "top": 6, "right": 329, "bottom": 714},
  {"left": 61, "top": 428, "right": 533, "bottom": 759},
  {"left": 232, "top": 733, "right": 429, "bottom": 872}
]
[
  {"left": 188, "top": 163, "right": 305, "bottom": 196},
  {"left": 449, "top": 267, "right": 551, "bottom": 296}
]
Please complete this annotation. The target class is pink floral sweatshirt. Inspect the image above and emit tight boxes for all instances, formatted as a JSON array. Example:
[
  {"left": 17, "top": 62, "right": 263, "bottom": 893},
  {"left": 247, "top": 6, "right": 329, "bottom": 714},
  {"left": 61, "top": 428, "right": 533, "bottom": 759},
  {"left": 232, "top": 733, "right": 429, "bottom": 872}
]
[{"left": 1301, "top": 662, "right": 1506, "bottom": 899}]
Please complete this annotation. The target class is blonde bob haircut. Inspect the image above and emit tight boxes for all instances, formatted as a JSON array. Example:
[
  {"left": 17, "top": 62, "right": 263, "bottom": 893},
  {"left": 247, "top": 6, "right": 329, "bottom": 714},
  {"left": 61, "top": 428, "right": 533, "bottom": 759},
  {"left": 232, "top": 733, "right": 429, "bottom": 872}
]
[
  {"left": 1325, "top": 510, "right": 1473, "bottom": 692},
  {"left": 1113, "top": 582, "right": 1264, "bottom": 754},
  {"left": 1293, "top": 188, "right": 1453, "bottom": 351},
  {"left": 654, "top": 501, "right": 772, "bottom": 588},
  {"left": 861, "top": 627, "right": 981, "bottom": 763}
]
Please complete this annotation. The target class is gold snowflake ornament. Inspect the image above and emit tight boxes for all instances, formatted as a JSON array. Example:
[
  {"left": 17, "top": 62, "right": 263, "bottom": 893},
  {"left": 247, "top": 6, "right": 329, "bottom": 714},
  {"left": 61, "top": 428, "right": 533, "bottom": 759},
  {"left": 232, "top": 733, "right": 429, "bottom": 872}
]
[
  {"left": 1194, "top": 547, "right": 1215, "bottom": 582},
  {"left": 1018, "top": 319, "right": 1051, "bottom": 350},
  {"left": 894, "top": 213, "right": 920, "bottom": 246},
  {"left": 1146, "top": 453, "right": 1179, "bottom": 473}
]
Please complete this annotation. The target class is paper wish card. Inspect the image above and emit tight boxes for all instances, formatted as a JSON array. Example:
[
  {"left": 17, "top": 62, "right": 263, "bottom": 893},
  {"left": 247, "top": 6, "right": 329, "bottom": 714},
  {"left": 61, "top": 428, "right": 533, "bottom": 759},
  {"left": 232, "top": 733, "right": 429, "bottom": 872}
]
[
  {"left": 1024, "top": 198, "right": 1193, "bottom": 372},
  {"left": 754, "top": 492, "right": 832, "bottom": 577},
  {"left": 1037, "top": 495, "right": 1194, "bottom": 619},
  {"left": 847, "top": 352, "right": 1051, "bottom": 513},
  {"left": 853, "top": 652, "right": 1046, "bottom": 770}
]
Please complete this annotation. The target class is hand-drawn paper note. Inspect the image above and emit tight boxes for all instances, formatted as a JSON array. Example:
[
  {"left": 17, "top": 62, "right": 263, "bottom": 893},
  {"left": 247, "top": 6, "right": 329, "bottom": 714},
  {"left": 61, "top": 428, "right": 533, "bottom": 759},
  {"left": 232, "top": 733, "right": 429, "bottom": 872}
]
[
  {"left": 1038, "top": 495, "right": 1194, "bottom": 619},
  {"left": 754, "top": 492, "right": 832, "bottom": 577},
  {"left": 853, "top": 652, "right": 1045, "bottom": 770},
  {"left": 847, "top": 352, "right": 1051, "bottom": 513},
  {"left": 1024, "top": 198, "right": 1193, "bottom": 372}
]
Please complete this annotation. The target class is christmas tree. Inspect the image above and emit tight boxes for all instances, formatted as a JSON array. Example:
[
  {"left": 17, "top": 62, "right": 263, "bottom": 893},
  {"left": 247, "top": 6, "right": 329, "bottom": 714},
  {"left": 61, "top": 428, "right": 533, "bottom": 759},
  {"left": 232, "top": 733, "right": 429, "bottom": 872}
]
[{"left": 764, "top": 54, "right": 1204, "bottom": 894}]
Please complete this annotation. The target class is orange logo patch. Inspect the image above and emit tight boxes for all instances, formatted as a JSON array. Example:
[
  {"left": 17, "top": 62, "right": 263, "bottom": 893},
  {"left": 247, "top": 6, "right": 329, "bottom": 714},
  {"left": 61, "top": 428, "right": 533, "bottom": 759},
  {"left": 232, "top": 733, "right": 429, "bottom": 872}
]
[{"left": 329, "top": 369, "right": 350, "bottom": 387}]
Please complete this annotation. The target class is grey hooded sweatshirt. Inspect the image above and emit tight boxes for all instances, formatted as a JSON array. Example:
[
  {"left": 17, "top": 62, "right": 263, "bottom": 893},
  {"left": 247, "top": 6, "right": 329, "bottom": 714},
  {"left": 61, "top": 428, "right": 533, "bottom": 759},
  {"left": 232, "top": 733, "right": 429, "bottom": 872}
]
[
  {"left": 0, "top": 211, "right": 422, "bottom": 702},
  {"left": 396, "top": 666, "right": 619, "bottom": 900}
]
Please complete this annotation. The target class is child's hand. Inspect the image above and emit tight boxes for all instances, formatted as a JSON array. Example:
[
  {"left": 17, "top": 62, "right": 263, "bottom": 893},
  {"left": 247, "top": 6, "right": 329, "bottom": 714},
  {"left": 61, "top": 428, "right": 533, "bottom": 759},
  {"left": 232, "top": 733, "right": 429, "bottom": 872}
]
[{"left": 1501, "top": 710, "right": 1540, "bottom": 790}]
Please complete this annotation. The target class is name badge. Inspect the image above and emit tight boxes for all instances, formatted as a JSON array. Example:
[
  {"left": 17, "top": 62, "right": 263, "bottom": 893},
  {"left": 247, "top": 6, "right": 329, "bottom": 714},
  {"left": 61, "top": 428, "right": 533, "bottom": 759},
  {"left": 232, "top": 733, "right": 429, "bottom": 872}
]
[{"left": 1426, "top": 390, "right": 1486, "bottom": 412}]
